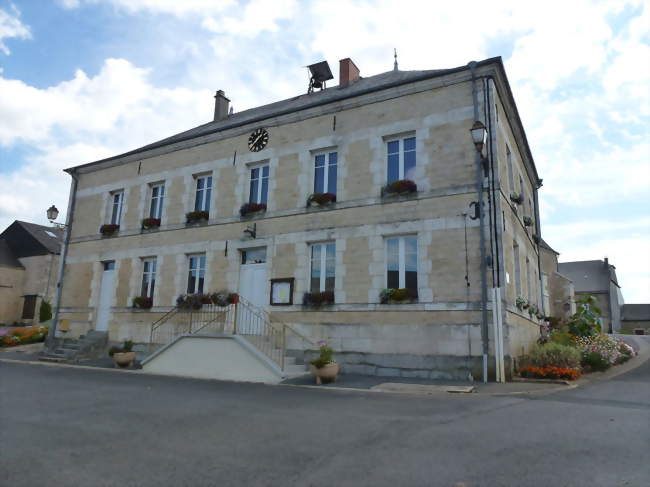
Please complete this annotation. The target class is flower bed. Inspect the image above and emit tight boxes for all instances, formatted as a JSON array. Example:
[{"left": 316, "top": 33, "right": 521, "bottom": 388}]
[
  {"left": 380, "top": 288, "right": 418, "bottom": 304},
  {"left": 0, "top": 326, "right": 49, "bottom": 347},
  {"left": 141, "top": 217, "right": 161, "bottom": 229},
  {"left": 303, "top": 291, "right": 335, "bottom": 307},
  {"left": 185, "top": 210, "right": 209, "bottom": 224},
  {"left": 575, "top": 334, "right": 636, "bottom": 371},
  {"left": 519, "top": 365, "right": 580, "bottom": 381},
  {"left": 99, "top": 224, "right": 119, "bottom": 236},
  {"left": 240, "top": 202, "right": 267, "bottom": 217},
  {"left": 132, "top": 296, "right": 153, "bottom": 309},
  {"left": 381, "top": 179, "right": 417, "bottom": 196},
  {"left": 307, "top": 192, "right": 336, "bottom": 207}
]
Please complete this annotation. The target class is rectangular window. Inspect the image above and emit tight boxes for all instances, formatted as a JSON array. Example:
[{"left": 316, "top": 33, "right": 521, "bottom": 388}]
[
  {"left": 386, "top": 236, "right": 418, "bottom": 291},
  {"left": 241, "top": 248, "right": 266, "bottom": 264},
  {"left": 141, "top": 258, "right": 157, "bottom": 298},
  {"left": 187, "top": 254, "right": 206, "bottom": 294},
  {"left": 249, "top": 165, "right": 269, "bottom": 204},
  {"left": 386, "top": 136, "right": 416, "bottom": 184},
  {"left": 110, "top": 191, "right": 124, "bottom": 225},
  {"left": 194, "top": 175, "right": 212, "bottom": 212},
  {"left": 506, "top": 146, "right": 514, "bottom": 193},
  {"left": 149, "top": 184, "right": 165, "bottom": 219},
  {"left": 513, "top": 242, "right": 521, "bottom": 296},
  {"left": 310, "top": 242, "right": 335, "bottom": 292},
  {"left": 314, "top": 152, "right": 337, "bottom": 195}
]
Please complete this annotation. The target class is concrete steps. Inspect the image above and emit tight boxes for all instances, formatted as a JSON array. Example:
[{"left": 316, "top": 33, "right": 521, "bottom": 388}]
[{"left": 40, "top": 331, "right": 108, "bottom": 363}]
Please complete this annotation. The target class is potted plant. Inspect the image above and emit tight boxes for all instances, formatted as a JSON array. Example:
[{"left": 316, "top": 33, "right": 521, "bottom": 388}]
[
  {"left": 176, "top": 294, "right": 205, "bottom": 310},
  {"left": 523, "top": 216, "right": 534, "bottom": 227},
  {"left": 99, "top": 224, "right": 119, "bottom": 236},
  {"left": 186, "top": 210, "right": 209, "bottom": 224},
  {"left": 309, "top": 341, "right": 339, "bottom": 384},
  {"left": 381, "top": 179, "right": 417, "bottom": 197},
  {"left": 379, "top": 288, "right": 418, "bottom": 304},
  {"left": 510, "top": 192, "right": 523, "bottom": 205},
  {"left": 240, "top": 202, "right": 267, "bottom": 217},
  {"left": 516, "top": 296, "right": 527, "bottom": 311},
  {"left": 109, "top": 340, "right": 136, "bottom": 368},
  {"left": 307, "top": 192, "right": 336, "bottom": 208},
  {"left": 303, "top": 291, "right": 335, "bottom": 307},
  {"left": 132, "top": 296, "right": 153, "bottom": 310},
  {"left": 141, "top": 217, "right": 161, "bottom": 230}
]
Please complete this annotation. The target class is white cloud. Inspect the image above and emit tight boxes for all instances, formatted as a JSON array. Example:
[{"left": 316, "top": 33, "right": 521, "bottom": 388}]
[
  {"left": 60, "top": 0, "right": 236, "bottom": 15},
  {"left": 0, "top": 4, "right": 30, "bottom": 55}
]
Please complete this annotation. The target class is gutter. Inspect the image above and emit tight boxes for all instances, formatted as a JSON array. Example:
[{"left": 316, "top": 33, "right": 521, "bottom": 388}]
[{"left": 46, "top": 169, "right": 78, "bottom": 347}]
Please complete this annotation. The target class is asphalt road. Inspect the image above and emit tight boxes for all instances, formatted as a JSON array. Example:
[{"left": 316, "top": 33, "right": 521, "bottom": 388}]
[{"left": 1, "top": 359, "right": 648, "bottom": 487}]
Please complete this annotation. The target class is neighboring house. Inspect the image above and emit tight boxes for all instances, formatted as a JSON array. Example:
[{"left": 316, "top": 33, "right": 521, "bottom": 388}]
[
  {"left": 620, "top": 304, "right": 650, "bottom": 333},
  {"left": 56, "top": 56, "right": 546, "bottom": 380},
  {"left": 539, "top": 239, "right": 575, "bottom": 321},
  {"left": 0, "top": 221, "right": 62, "bottom": 325},
  {"left": 558, "top": 259, "right": 624, "bottom": 333}
]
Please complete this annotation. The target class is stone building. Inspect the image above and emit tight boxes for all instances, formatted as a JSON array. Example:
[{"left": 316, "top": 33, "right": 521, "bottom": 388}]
[
  {"left": 55, "top": 56, "right": 546, "bottom": 380},
  {"left": 539, "top": 239, "right": 575, "bottom": 321},
  {"left": 0, "top": 221, "right": 62, "bottom": 325},
  {"left": 558, "top": 258, "right": 624, "bottom": 333}
]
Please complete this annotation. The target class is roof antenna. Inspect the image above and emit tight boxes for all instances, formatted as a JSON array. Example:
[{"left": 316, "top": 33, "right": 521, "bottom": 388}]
[
  {"left": 229, "top": 106, "right": 234, "bottom": 115},
  {"left": 393, "top": 48, "right": 398, "bottom": 71}
]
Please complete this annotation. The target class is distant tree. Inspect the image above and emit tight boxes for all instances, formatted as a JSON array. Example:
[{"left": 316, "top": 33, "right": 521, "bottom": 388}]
[{"left": 566, "top": 295, "right": 601, "bottom": 337}]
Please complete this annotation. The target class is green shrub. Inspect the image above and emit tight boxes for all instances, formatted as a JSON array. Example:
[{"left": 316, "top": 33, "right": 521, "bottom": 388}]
[
  {"left": 39, "top": 299, "right": 52, "bottom": 323},
  {"left": 525, "top": 342, "right": 581, "bottom": 369},
  {"left": 550, "top": 331, "right": 575, "bottom": 347},
  {"left": 582, "top": 351, "right": 611, "bottom": 371},
  {"left": 566, "top": 295, "right": 602, "bottom": 337}
]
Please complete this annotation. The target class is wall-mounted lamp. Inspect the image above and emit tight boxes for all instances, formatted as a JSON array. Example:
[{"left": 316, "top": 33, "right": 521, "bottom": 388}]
[
  {"left": 470, "top": 120, "right": 487, "bottom": 154},
  {"left": 243, "top": 223, "right": 257, "bottom": 239}
]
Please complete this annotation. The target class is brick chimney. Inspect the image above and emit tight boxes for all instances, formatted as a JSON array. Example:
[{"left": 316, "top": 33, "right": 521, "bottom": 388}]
[
  {"left": 339, "top": 58, "right": 360, "bottom": 86},
  {"left": 213, "top": 90, "right": 230, "bottom": 121}
]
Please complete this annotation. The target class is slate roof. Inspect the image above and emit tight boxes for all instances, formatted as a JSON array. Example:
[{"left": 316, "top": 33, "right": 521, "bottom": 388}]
[
  {"left": 558, "top": 260, "right": 620, "bottom": 293},
  {"left": 539, "top": 238, "right": 559, "bottom": 255},
  {"left": 621, "top": 304, "right": 650, "bottom": 321},
  {"left": 0, "top": 239, "right": 23, "bottom": 269},
  {"left": 0, "top": 221, "right": 63, "bottom": 258},
  {"left": 68, "top": 57, "right": 510, "bottom": 172}
]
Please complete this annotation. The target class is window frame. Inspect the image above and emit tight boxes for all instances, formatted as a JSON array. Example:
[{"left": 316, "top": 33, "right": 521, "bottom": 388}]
[
  {"left": 385, "top": 134, "right": 416, "bottom": 184},
  {"left": 149, "top": 183, "right": 165, "bottom": 219},
  {"left": 313, "top": 150, "right": 338, "bottom": 195},
  {"left": 384, "top": 235, "right": 418, "bottom": 291},
  {"left": 248, "top": 163, "right": 269, "bottom": 204},
  {"left": 140, "top": 257, "right": 157, "bottom": 299},
  {"left": 309, "top": 241, "right": 336, "bottom": 293},
  {"left": 187, "top": 254, "right": 206, "bottom": 295},
  {"left": 109, "top": 190, "right": 124, "bottom": 225},
  {"left": 194, "top": 175, "right": 212, "bottom": 212}
]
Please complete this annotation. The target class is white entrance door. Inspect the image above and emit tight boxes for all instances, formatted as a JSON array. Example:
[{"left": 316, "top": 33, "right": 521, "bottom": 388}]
[
  {"left": 238, "top": 248, "right": 267, "bottom": 335},
  {"left": 96, "top": 262, "right": 115, "bottom": 332}
]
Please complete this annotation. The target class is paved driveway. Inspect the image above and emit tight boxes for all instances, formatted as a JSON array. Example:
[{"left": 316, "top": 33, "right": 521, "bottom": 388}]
[{"left": 1, "top": 359, "right": 648, "bottom": 487}]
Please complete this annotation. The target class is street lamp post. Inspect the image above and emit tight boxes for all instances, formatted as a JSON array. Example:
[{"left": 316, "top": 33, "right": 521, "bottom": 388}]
[{"left": 45, "top": 205, "right": 66, "bottom": 349}]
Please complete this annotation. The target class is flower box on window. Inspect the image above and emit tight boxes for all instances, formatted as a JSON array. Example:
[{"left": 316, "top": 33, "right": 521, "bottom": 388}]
[
  {"left": 176, "top": 293, "right": 208, "bottom": 310},
  {"left": 379, "top": 288, "right": 418, "bottom": 304},
  {"left": 141, "top": 217, "right": 161, "bottom": 230},
  {"left": 307, "top": 193, "right": 336, "bottom": 208},
  {"left": 209, "top": 291, "right": 239, "bottom": 307},
  {"left": 240, "top": 202, "right": 267, "bottom": 218},
  {"left": 381, "top": 179, "right": 417, "bottom": 197},
  {"left": 303, "top": 291, "right": 335, "bottom": 307},
  {"left": 523, "top": 216, "right": 534, "bottom": 227},
  {"left": 510, "top": 192, "right": 524, "bottom": 205},
  {"left": 186, "top": 210, "right": 209, "bottom": 224},
  {"left": 99, "top": 224, "right": 120, "bottom": 236},
  {"left": 132, "top": 296, "right": 153, "bottom": 310}
]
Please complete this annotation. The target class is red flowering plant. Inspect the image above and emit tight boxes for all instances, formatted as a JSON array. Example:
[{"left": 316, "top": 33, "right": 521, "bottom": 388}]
[
  {"left": 99, "top": 224, "right": 120, "bottom": 236},
  {"left": 132, "top": 296, "right": 153, "bottom": 309},
  {"left": 303, "top": 291, "right": 335, "bottom": 307},
  {"left": 519, "top": 365, "right": 580, "bottom": 381},
  {"left": 240, "top": 202, "right": 267, "bottom": 217},
  {"left": 209, "top": 291, "right": 240, "bottom": 307},
  {"left": 141, "top": 218, "right": 161, "bottom": 229},
  {"left": 307, "top": 193, "right": 336, "bottom": 207},
  {"left": 381, "top": 179, "right": 417, "bottom": 197}
]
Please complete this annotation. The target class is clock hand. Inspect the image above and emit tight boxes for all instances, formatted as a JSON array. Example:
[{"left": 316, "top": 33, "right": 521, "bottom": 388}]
[{"left": 252, "top": 133, "right": 263, "bottom": 146}]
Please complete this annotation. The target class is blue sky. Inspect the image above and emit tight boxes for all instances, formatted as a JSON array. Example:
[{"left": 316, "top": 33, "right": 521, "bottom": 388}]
[{"left": 0, "top": 0, "right": 648, "bottom": 302}]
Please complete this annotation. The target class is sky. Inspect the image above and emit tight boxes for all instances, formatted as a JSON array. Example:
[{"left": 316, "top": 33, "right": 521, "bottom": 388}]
[{"left": 0, "top": 0, "right": 648, "bottom": 302}]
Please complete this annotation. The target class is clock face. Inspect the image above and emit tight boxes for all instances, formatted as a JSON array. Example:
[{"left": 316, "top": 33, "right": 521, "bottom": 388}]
[{"left": 248, "top": 128, "right": 269, "bottom": 152}]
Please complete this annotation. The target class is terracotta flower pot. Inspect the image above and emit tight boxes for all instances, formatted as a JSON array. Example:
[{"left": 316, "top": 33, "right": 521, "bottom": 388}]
[
  {"left": 310, "top": 362, "right": 339, "bottom": 384},
  {"left": 113, "top": 351, "right": 136, "bottom": 368}
]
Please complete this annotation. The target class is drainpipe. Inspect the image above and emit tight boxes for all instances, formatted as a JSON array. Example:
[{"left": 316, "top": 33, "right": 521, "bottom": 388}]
[
  {"left": 46, "top": 169, "right": 78, "bottom": 349},
  {"left": 469, "top": 61, "right": 490, "bottom": 383},
  {"left": 533, "top": 183, "right": 544, "bottom": 314}
]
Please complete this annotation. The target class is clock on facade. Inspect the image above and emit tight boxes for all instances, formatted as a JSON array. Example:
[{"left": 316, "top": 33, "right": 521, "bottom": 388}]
[{"left": 248, "top": 128, "right": 269, "bottom": 152}]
